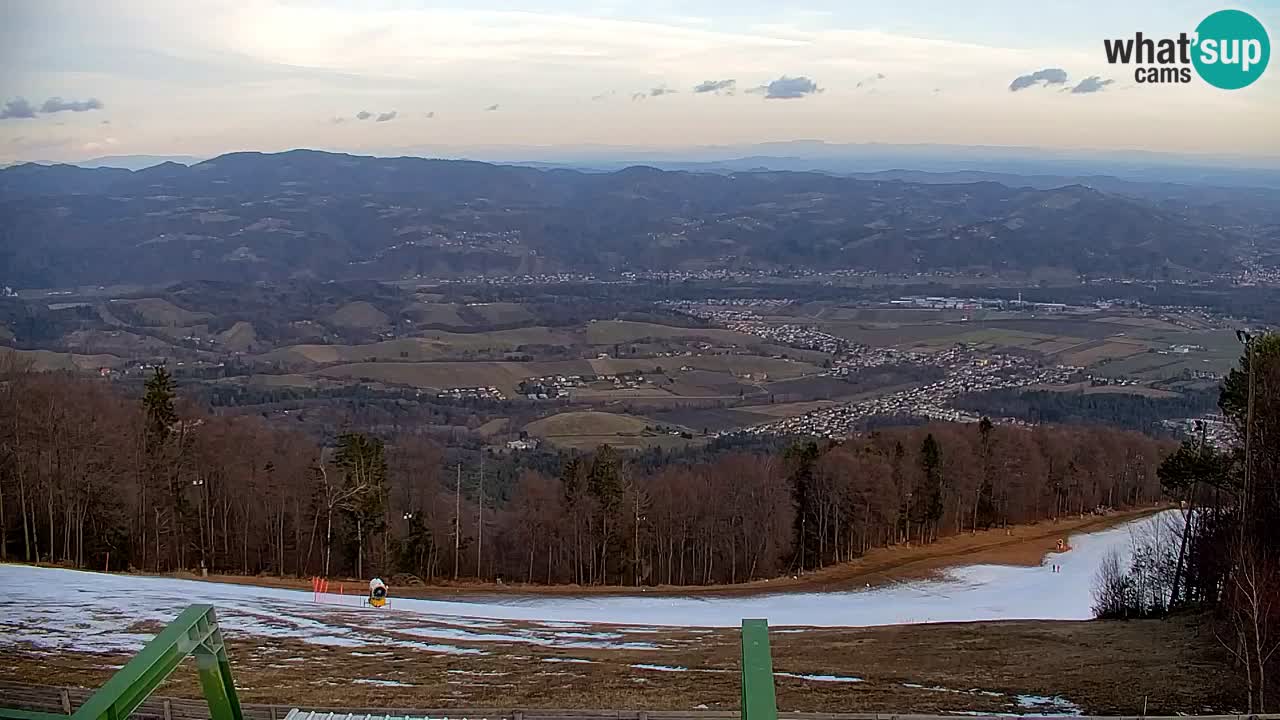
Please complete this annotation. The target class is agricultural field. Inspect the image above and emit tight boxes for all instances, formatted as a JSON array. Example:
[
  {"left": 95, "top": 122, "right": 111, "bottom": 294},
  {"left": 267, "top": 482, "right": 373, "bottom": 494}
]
[
  {"left": 0, "top": 280, "right": 1243, "bottom": 447},
  {"left": 523, "top": 411, "right": 696, "bottom": 450}
]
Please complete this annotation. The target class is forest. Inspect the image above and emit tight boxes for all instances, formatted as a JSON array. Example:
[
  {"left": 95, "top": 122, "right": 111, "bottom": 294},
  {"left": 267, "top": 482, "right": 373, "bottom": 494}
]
[
  {"left": 954, "top": 386, "right": 1219, "bottom": 433},
  {"left": 0, "top": 358, "right": 1169, "bottom": 587},
  {"left": 1080, "top": 332, "right": 1280, "bottom": 711}
]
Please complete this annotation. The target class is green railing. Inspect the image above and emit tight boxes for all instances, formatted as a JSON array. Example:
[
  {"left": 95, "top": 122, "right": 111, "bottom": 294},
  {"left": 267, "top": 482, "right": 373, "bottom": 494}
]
[
  {"left": 740, "top": 619, "right": 778, "bottom": 720},
  {"left": 0, "top": 605, "right": 242, "bottom": 720}
]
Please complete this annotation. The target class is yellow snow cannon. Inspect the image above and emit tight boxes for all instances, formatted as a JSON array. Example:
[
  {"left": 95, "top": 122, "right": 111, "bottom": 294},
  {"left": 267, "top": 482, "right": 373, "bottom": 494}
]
[{"left": 368, "top": 578, "right": 388, "bottom": 608}]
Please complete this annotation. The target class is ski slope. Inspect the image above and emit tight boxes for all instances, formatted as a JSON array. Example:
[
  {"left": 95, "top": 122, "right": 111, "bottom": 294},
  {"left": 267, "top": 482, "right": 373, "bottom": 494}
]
[{"left": 0, "top": 511, "right": 1174, "bottom": 655}]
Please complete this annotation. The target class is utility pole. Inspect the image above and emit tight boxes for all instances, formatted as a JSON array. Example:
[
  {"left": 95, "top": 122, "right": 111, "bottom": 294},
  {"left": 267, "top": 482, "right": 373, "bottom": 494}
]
[
  {"left": 453, "top": 463, "right": 460, "bottom": 580},
  {"left": 476, "top": 452, "right": 484, "bottom": 579}
]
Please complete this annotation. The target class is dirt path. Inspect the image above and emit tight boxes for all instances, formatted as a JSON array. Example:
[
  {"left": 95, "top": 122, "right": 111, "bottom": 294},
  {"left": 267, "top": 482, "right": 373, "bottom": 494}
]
[{"left": 145, "top": 505, "right": 1166, "bottom": 599}]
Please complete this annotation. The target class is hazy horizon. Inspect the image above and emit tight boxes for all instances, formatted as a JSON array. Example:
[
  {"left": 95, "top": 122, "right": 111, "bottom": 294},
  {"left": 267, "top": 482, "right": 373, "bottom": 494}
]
[{"left": 2, "top": 0, "right": 1278, "bottom": 164}]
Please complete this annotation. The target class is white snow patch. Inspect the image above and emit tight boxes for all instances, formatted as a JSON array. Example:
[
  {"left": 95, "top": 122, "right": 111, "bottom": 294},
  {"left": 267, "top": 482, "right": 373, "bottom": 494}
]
[
  {"left": 1015, "top": 694, "right": 1081, "bottom": 715},
  {"left": 776, "top": 672, "right": 863, "bottom": 683}
]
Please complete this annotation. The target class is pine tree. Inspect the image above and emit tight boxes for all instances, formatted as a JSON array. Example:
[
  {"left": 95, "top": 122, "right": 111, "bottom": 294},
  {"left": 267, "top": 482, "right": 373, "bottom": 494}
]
[
  {"left": 334, "top": 432, "right": 388, "bottom": 579},
  {"left": 919, "top": 433, "right": 944, "bottom": 542},
  {"left": 588, "top": 445, "right": 623, "bottom": 582},
  {"left": 142, "top": 366, "right": 176, "bottom": 453},
  {"left": 786, "top": 441, "right": 820, "bottom": 570}
]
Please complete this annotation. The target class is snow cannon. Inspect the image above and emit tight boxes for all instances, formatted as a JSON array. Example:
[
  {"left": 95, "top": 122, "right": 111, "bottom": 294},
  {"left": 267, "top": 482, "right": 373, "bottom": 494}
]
[{"left": 368, "top": 578, "right": 388, "bottom": 608}]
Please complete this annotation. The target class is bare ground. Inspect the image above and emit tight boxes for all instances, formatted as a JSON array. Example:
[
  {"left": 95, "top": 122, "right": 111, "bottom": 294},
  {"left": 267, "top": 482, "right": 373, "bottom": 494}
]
[{"left": 0, "top": 615, "right": 1240, "bottom": 714}]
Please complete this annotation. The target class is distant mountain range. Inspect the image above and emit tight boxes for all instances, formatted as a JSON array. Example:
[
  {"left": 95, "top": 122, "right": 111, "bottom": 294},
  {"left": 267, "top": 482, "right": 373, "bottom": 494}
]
[
  {"left": 73, "top": 155, "right": 204, "bottom": 170},
  {"left": 0, "top": 149, "right": 1270, "bottom": 289},
  {"left": 2, "top": 155, "right": 203, "bottom": 171}
]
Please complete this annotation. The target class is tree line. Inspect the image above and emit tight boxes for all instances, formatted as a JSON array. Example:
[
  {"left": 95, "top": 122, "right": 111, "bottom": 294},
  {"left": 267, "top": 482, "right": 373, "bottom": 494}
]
[
  {"left": 1132, "top": 331, "right": 1280, "bottom": 712},
  {"left": 1, "top": 358, "right": 1170, "bottom": 586}
]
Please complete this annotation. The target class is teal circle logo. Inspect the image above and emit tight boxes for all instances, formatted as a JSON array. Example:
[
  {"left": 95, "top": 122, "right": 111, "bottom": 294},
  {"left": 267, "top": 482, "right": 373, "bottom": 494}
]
[{"left": 1192, "top": 9, "right": 1270, "bottom": 89}]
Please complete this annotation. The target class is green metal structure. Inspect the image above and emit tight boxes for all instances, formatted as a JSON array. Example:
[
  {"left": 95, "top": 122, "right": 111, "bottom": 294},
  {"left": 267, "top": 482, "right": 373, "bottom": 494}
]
[
  {"left": 0, "top": 604, "right": 242, "bottom": 720},
  {"left": 740, "top": 618, "right": 779, "bottom": 720},
  {"left": 3, "top": 605, "right": 779, "bottom": 720}
]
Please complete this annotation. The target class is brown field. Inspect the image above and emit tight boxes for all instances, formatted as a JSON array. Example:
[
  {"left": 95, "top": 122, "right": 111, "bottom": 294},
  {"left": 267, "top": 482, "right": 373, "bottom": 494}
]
[
  {"left": 327, "top": 301, "right": 390, "bottom": 328},
  {"left": 403, "top": 302, "right": 470, "bottom": 327},
  {"left": 584, "top": 321, "right": 760, "bottom": 347},
  {"left": 0, "top": 345, "right": 123, "bottom": 371},
  {"left": 118, "top": 297, "right": 213, "bottom": 326},
  {"left": 315, "top": 360, "right": 597, "bottom": 394},
  {"left": 474, "top": 418, "right": 510, "bottom": 437},
  {"left": 525, "top": 411, "right": 654, "bottom": 438},
  {"left": 590, "top": 355, "right": 820, "bottom": 381},
  {"left": 1025, "top": 338, "right": 1090, "bottom": 354},
  {"left": 1094, "top": 316, "right": 1188, "bottom": 331},
  {"left": 1059, "top": 340, "right": 1151, "bottom": 366},
  {"left": 740, "top": 399, "right": 838, "bottom": 417},
  {"left": 262, "top": 328, "right": 580, "bottom": 366},
  {"left": 926, "top": 328, "right": 1058, "bottom": 350},
  {"left": 218, "top": 321, "right": 258, "bottom": 351},
  {"left": 465, "top": 302, "right": 535, "bottom": 325}
]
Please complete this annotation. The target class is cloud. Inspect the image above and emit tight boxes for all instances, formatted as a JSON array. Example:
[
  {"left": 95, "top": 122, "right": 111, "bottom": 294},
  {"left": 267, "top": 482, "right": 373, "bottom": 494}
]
[
  {"left": 632, "top": 87, "right": 677, "bottom": 100},
  {"left": 1070, "top": 76, "right": 1114, "bottom": 94},
  {"left": 40, "top": 97, "right": 103, "bottom": 113},
  {"left": 484, "top": 104, "right": 499, "bottom": 111},
  {"left": 855, "top": 72, "right": 886, "bottom": 88},
  {"left": 590, "top": 90, "right": 616, "bottom": 101},
  {"left": 752, "top": 75, "right": 822, "bottom": 99},
  {"left": 693, "top": 79, "right": 735, "bottom": 94},
  {"left": 425, "top": 111, "right": 435, "bottom": 118},
  {"left": 1009, "top": 68, "right": 1068, "bottom": 91},
  {"left": 375, "top": 110, "right": 397, "bottom": 122},
  {"left": 330, "top": 116, "right": 347, "bottom": 124},
  {"left": 101, "top": 119, "right": 111, "bottom": 124},
  {"left": 0, "top": 98, "right": 38, "bottom": 119},
  {"left": 355, "top": 110, "right": 372, "bottom": 120}
]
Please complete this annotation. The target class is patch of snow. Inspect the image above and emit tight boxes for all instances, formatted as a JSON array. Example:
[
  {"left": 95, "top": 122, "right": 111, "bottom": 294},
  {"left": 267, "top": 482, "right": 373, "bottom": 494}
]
[
  {"left": 1015, "top": 694, "right": 1082, "bottom": 715},
  {"left": 776, "top": 672, "right": 863, "bottom": 683},
  {"left": 352, "top": 678, "right": 413, "bottom": 687}
]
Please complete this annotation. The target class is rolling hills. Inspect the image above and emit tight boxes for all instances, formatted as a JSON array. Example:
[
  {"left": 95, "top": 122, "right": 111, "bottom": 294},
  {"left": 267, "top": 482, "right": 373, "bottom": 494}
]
[{"left": 0, "top": 149, "right": 1249, "bottom": 287}]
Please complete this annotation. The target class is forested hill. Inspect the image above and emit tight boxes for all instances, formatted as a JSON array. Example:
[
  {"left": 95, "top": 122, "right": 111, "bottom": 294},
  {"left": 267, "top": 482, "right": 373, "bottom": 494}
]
[
  {"left": 0, "top": 149, "right": 1243, "bottom": 287},
  {"left": 2, "top": 367, "right": 1169, "bottom": 585}
]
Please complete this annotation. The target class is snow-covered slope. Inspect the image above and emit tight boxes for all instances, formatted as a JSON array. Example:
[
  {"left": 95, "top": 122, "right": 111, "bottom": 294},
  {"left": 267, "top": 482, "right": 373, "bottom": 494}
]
[{"left": 0, "top": 511, "right": 1174, "bottom": 654}]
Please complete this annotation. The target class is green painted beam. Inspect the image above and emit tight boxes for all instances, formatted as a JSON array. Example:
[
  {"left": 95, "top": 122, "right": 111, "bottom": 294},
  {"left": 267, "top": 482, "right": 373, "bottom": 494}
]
[
  {"left": 740, "top": 618, "right": 778, "bottom": 720},
  {"left": 0, "top": 605, "right": 243, "bottom": 720}
]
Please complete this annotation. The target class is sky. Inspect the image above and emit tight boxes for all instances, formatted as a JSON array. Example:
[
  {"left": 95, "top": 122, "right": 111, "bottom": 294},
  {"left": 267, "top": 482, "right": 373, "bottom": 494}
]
[{"left": 1, "top": 0, "right": 1278, "bottom": 163}]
